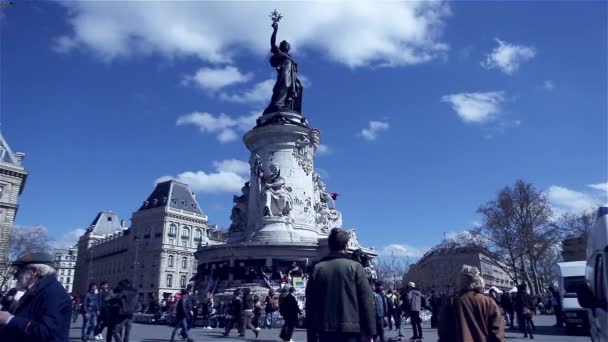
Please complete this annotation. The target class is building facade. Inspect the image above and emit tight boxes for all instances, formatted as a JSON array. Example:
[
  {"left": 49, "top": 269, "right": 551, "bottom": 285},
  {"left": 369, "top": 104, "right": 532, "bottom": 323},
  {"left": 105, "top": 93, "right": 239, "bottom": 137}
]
[
  {"left": 54, "top": 246, "right": 78, "bottom": 293},
  {"left": 405, "top": 245, "right": 514, "bottom": 293},
  {"left": 0, "top": 133, "right": 27, "bottom": 290},
  {"left": 73, "top": 180, "right": 225, "bottom": 303}
]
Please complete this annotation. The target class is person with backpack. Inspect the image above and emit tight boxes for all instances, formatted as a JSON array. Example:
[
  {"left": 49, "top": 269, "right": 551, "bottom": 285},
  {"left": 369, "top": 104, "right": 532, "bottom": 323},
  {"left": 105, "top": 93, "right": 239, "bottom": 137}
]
[
  {"left": 105, "top": 279, "right": 140, "bottom": 342},
  {"left": 405, "top": 282, "right": 423, "bottom": 342},
  {"left": 263, "top": 289, "right": 278, "bottom": 329},
  {"left": 385, "top": 288, "right": 395, "bottom": 331},
  {"left": 387, "top": 289, "right": 403, "bottom": 339},
  {"left": 169, "top": 289, "right": 194, "bottom": 342}
]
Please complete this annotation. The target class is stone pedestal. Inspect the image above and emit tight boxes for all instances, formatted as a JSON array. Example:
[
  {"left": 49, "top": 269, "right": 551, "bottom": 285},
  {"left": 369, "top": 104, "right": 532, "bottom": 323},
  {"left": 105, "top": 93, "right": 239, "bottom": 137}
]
[{"left": 242, "top": 111, "right": 321, "bottom": 243}]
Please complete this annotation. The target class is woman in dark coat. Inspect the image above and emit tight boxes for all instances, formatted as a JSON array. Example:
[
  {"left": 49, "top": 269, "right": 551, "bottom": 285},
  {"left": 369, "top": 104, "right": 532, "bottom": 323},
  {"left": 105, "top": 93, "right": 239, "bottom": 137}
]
[{"left": 279, "top": 287, "right": 301, "bottom": 342}]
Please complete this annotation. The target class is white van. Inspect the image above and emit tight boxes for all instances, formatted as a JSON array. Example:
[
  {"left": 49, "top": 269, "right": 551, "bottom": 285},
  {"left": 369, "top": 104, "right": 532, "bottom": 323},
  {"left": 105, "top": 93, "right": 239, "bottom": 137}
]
[
  {"left": 577, "top": 206, "right": 608, "bottom": 342},
  {"left": 558, "top": 261, "right": 588, "bottom": 333}
]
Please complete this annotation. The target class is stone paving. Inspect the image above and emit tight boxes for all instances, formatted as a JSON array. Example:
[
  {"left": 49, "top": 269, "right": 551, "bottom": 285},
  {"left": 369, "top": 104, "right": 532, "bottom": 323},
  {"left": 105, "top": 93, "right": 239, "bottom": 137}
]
[{"left": 69, "top": 315, "right": 590, "bottom": 342}]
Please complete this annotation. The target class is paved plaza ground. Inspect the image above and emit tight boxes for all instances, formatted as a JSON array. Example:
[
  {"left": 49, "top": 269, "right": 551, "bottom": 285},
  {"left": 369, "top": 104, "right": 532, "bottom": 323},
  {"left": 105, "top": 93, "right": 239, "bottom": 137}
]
[{"left": 69, "top": 315, "right": 590, "bottom": 342}]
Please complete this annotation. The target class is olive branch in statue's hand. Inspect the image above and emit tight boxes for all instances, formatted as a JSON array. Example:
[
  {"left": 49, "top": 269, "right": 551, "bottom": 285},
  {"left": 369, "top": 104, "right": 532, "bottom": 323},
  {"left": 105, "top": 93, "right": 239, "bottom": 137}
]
[{"left": 270, "top": 9, "right": 282, "bottom": 29}]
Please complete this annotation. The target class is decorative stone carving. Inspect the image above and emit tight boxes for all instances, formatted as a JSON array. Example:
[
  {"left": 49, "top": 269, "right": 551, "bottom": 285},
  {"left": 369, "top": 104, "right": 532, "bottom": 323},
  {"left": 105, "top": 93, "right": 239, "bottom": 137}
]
[
  {"left": 228, "top": 182, "right": 250, "bottom": 233},
  {"left": 346, "top": 229, "right": 360, "bottom": 249},
  {"left": 260, "top": 163, "right": 293, "bottom": 217},
  {"left": 313, "top": 172, "right": 342, "bottom": 233},
  {"left": 292, "top": 136, "right": 314, "bottom": 175}
]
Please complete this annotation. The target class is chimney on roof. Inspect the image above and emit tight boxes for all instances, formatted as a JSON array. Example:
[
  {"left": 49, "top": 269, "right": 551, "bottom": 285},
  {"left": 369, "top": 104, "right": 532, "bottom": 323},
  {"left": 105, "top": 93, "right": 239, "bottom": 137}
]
[
  {"left": 143, "top": 200, "right": 149, "bottom": 207},
  {"left": 121, "top": 220, "right": 126, "bottom": 227},
  {"left": 14, "top": 152, "right": 25, "bottom": 164}
]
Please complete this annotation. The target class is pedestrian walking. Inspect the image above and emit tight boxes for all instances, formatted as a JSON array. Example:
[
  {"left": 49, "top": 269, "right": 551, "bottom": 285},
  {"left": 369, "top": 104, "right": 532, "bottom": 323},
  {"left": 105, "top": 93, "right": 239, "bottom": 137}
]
[
  {"left": 240, "top": 288, "right": 260, "bottom": 338},
  {"left": 253, "top": 294, "right": 263, "bottom": 329},
  {"left": 373, "top": 282, "right": 388, "bottom": 342},
  {"left": 388, "top": 289, "right": 403, "bottom": 338},
  {"left": 516, "top": 284, "right": 536, "bottom": 339},
  {"left": 223, "top": 289, "right": 244, "bottom": 337},
  {"left": 0, "top": 252, "right": 72, "bottom": 342},
  {"left": 548, "top": 286, "right": 563, "bottom": 328},
  {"left": 405, "top": 282, "right": 423, "bottom": 341},
  {"left": 429, "top": 289, "right": 441, "bottom": 329},
  {"left": 438, "top": 265, "right": 504, "bottom": 342},
  {"left": 500, "top": 291, "right": 514, "bottom": 328},
  {"left": 263, "top": 289, "right": 278, "bottom": 329},
  {"left": 82, "top": 283, "right": 100, "bottom": 341},
  {"left": 305, "top": 228, "right": 376, "bottom": 342},
  {"left": 93, "top": 281, "right": 111, "bottom": 341},
  {"left": 105, "top": 279, "right": 140, "bottom": 342},
  {"left": 279, "top": 287, "right": 301, "bottom": 342},
  {"left": 170, "top": 289, "right": 194, "bottom": 342}
]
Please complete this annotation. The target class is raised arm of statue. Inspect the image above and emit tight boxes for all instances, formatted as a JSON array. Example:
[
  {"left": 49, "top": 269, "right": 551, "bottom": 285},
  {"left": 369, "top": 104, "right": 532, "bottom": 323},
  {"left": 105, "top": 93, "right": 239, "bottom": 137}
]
[{"left": 270, "top": 22, "right": 279, "bottom": 52}]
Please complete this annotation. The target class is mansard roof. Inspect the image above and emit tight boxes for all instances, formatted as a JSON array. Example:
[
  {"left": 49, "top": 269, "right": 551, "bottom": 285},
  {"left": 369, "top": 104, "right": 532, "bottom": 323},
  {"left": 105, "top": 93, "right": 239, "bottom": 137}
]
[
  {"left": 88, "top": 210, "right": 124, "bottom": 235},
  {"left": 138, "top": 180, "right": 203, "bottom": 215}
]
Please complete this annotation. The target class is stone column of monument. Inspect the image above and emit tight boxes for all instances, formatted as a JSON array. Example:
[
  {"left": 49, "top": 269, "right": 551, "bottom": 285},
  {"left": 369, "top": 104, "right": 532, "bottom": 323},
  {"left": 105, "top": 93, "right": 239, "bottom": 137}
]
[{"left": 242, "top": 119, "right": 321, "bottom": 243}]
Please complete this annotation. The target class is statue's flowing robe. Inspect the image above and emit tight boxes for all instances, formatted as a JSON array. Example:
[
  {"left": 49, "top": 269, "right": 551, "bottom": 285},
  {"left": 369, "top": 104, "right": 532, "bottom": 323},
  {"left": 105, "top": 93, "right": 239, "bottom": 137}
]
[{"left": 265, "top": 48, "right": 303, "bottom": 114}]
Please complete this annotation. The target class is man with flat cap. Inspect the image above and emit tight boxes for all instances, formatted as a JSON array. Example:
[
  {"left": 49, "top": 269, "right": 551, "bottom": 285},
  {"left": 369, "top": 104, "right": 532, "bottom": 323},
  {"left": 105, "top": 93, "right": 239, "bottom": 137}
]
[{"left": 0, "top": 252, "right": 72, "bottom": 341}]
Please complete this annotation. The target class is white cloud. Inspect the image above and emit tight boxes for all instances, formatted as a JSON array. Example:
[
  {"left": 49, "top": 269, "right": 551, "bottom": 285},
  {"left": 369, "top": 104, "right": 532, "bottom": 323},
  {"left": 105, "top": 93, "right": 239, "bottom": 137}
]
[
  {"left": 219, "top": 79, "right": 275, "bottom": 105},
  {"left": 481, "top": 38, "right": 536, "bottom": 75},
  {"left": 53, "top": 228, "right": 86, "bottom": 249},
  {"left": 156, "top": 159, "right": 249, "bottom": 194},
  {"left": 378, "top": 244, "right": 426, "bottom": 258},
  {"left": 441, "top": 91, "right": 505, "bottom": 123},
  {"left": 53, "top": 1, "right": 449, "bottom": 68},
  {"left": 587, "top": 182, "right": 608, "bottom": 193},
  {"left": 361, "top": 121, "right": 390, "bottom": 141},
  {"left": 212, "top": 159, "right": 250, "bottom": 175},
  {"left": 543, "top": 80, "right": 555, "bottom": 90},
  {"left": 546, "top": 185, "right": 600, "bottom": 214},
  {"left": 316, "top": 144, "right": 330, "bottom": 155},
  {"left": 176, "top": 111, "right": 258, "bottom": 142},
  {"left": 182, "top": 66, "right": 252, "bottom": 91}
]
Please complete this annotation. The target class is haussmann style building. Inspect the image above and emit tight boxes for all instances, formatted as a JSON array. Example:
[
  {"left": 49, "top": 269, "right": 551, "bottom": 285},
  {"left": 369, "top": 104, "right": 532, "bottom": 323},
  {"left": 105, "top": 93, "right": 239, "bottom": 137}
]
[
  {"left": 0, "top": 133, "right": 27, "bottom": 291},
  {"left": 54, "top": 245, "right": 78, "bottom": 293},
  {"left": 73, "top": 180, "right": 225, "bottom": 303}
]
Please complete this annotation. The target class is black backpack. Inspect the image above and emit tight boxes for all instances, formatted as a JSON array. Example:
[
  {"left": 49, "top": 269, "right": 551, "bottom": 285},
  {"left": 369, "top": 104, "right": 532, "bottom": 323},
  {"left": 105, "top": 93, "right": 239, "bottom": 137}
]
[{"left": 121, "top": 289, "right": 141, "bottom": 315}]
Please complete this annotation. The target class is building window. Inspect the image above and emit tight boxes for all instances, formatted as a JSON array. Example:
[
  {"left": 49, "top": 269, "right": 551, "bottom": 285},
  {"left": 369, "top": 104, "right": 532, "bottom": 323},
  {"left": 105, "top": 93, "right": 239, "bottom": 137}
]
[
  {"left": 169, "top": 238, "right": 175, "bottom": 246},
  {"left": 168, "top": 224, "right": 177, "bottom": 237},
  {"left": 168, "top": 255, "right": 174, "bottom": 268},
  {"left": 107, "top": 216, "right": 112, "bottom": 221},
  {"left": 182, "top": 257, "right": 187, "bottom": 269},
  {"left": 60, "top": 277, "right": 64, "bottom": 283},
  {"left": 67, "top": 277, "right": 71, "bottom": 284},
  {"left": 195, "top": 229, "right": 203, "bottom": 242},
  {"left": 166, "top": 274, "right": 173, "bottom": 288},
  {"left": 181, "top": 227, "right": 190, "bottom": 240},
  {"left": 180, "top": 275, "right": 187, "bottom": 288}
]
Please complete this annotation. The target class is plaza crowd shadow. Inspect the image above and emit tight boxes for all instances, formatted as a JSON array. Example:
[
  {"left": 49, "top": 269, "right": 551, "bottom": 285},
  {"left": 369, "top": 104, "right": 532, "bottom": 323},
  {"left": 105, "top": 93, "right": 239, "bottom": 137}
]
[{"left": 505, "top": 325, "right": 588, "bottom": 337}]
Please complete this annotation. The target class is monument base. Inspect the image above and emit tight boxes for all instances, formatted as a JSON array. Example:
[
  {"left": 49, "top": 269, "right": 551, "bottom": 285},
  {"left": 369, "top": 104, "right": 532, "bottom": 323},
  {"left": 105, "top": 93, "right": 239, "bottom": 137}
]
[{"left": 253, "top": 216, "right": 300, "bottom": 243}]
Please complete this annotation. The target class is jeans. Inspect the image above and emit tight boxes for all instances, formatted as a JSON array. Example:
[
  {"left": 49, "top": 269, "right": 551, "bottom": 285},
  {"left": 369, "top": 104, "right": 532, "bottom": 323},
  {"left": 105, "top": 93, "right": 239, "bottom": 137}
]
[
  {"left": 393, "top": 311, "right": 402, "bottom": 336},
  {"left": 523, "top": 315, "right": 534, "bottom": 337},
  {"left": 106, "top": 317, "right": 132, "bottom": 342},
  {"left": 280, "top": 319, "right": 297, "bottom": 341},
  {"left": 82, "top": 312, "right": 97, "bottom": 339},
  {"left": 94, "top": 315, "right": 107, "bottom": 336},
  {"left": 225, "top": 315, "right": 243, "bottom": 335},
  {"left": 410, "top": 311, "right": 422, "bottom": 339},
  {"left": 171, "top": 317, "right": 191, "bottom": 341},
  {"left": 240, "top": 310, "right": 256, "bottom": 333},
  {"left": 375, "top": 316, "right": 385, "bottom": 342},
  {"left": 264, "top": 311, "right": 274, "bottom": 328}
]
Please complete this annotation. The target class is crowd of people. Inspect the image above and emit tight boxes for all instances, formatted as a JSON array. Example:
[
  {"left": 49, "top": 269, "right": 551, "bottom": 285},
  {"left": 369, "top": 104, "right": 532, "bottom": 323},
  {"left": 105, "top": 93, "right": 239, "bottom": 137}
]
[{"left": 0, "top": 230, "right": 567, "bottom": 342}]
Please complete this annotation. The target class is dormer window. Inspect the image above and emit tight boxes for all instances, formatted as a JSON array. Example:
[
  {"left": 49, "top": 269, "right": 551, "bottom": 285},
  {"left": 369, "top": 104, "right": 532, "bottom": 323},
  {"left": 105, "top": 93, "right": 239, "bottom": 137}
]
[{"left": 171, "top": 198, "right": 177, "bottom": 205}]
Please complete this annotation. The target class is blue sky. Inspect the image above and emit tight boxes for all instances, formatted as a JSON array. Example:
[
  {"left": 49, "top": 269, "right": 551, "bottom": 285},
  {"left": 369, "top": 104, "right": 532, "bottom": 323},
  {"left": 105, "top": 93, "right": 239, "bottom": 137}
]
[{"left": 2, "top": 1, "right": 606, "bottom": 256}]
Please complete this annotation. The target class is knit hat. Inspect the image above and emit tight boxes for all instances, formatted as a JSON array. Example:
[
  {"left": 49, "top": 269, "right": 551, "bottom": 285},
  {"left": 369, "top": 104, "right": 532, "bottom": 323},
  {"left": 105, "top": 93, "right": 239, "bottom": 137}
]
[{"left": 459, "top": 265, "right": 485, "bottom": 292}]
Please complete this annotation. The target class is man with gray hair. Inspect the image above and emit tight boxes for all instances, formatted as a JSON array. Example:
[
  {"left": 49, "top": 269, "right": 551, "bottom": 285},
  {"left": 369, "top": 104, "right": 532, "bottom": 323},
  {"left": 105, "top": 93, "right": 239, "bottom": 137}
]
[
  {"left": 438, "top": 265, "right": 504, "bottom": 342},
  {"left": 0, "top": 252, "right": 72, "bottom": 341}
]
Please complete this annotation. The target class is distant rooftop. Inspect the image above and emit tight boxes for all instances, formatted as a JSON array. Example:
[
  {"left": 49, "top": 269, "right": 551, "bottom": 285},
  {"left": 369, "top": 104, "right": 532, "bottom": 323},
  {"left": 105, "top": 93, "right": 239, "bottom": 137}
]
[
  {"left": 138, "top": 180, "right": 203, "bottom": 215},
  {"left": 87, "top": 210, "right": 124, "bottom": 235}
]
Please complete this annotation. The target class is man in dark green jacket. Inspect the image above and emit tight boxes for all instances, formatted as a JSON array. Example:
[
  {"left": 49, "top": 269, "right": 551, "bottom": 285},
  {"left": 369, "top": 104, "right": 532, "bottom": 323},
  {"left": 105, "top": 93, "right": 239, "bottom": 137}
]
[{"left": 306, "top": 228, "right": 376, "bottom": 342}]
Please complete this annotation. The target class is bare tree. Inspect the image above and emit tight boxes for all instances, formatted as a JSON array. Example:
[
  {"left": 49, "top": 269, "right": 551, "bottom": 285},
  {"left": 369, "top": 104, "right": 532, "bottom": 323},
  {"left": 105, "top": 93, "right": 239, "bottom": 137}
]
[
  {"left": 0, "top": 225, "right": 53, "bottom": 290},
  {"left": 474, "top": 180, "right": 560, "bottom": 295},
  {"left": 375, "top": 253, "right": 411, "bottom": 289}
]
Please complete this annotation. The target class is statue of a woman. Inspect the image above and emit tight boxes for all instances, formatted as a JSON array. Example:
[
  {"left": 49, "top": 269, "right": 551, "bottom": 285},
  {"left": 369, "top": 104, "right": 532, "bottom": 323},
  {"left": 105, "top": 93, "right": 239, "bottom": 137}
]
[
  {"left": 263, "top": 21, "right": 303, "bottom": 115},
  {"left": 261, "top": 163, "right": 293, "bottom": 216}
]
